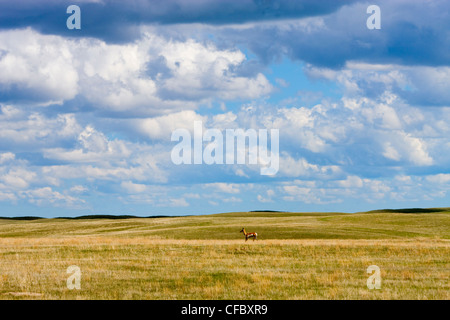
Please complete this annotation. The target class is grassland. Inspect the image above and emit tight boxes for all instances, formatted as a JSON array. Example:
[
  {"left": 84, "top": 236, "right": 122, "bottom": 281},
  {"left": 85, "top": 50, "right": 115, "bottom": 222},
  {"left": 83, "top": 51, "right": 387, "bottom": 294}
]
[{"left": 0, "top": 208, "right": 449, "bottom": 299}]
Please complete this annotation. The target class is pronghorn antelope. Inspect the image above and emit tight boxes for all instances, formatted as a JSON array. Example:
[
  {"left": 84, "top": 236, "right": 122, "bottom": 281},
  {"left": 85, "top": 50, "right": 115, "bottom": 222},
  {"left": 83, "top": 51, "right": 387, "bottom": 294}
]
[{"left": 240, "top": 228, "right": 257, "bottom": 241}]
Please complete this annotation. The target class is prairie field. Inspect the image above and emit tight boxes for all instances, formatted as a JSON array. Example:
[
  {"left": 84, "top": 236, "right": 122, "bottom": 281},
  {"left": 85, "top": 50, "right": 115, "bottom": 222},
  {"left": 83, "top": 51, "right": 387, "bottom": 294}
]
[{"left": 0, "top": 209, "right": 449, "bottom": 299}]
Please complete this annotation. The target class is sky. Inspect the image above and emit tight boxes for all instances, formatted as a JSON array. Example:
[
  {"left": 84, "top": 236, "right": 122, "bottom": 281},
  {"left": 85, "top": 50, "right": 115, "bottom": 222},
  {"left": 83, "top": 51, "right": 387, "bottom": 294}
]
[{"left": 0, "top": 0, "right": 449, "bottom": 217}]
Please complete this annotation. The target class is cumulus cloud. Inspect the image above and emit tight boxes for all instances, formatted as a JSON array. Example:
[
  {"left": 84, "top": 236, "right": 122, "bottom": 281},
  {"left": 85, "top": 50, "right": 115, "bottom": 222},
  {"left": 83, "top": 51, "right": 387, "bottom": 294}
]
[
  {"left": 204, "top": 183, "right": 241, "bottom": 194},
  {"left": 278, "top": 153, "right": 342, "bottom": 178},
  {"left": 0, "top": 28, "right": 78, "bottom": 104},
  {"left": 136, "top": 110, "right": 206, "bottom": 140},
  {"left": 43, "top": 125, "right": 131, "bottom": 163},
  {"left": 0, "top": 108, "right": 80, "bottom": 151},
  {"left": 1, "top": 167, "right": 36, "bottom": 189},
  {"left": 279, "top": 173, "right": 448, "bottom": 205},
  {"left": 306, "top": 62, "right": 450, "bottom": 107},
  {"left": 0, "top": 152, "right": 14, "bottom": 164},
  {"left": 19, "top": 187, "right": 84, "bottom": 207},
  {"left": 0, "top": 29, "right": 272, "bottom": 115},
  {"left": 121, "top": 180, "right": 148, "bottom": 194}
]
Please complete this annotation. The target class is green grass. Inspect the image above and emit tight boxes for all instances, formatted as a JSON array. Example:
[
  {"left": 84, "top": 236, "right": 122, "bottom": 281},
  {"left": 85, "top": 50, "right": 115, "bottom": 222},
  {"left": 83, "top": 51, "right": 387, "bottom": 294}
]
[{"left": 0, "top": 209, "right": 449, "bottom": 240}]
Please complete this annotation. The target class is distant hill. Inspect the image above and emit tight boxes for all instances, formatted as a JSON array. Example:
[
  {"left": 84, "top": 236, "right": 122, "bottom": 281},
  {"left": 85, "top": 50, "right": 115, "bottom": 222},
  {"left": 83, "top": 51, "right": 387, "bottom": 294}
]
[
  {"left": 365, "top": 207, "right": 450, "bottom": 214},
  {"left": 0, "top": 207, "right": 448, "bottom": 220},
  {"left": 0, "top": 214, "right": 178, "bottom": 220}
]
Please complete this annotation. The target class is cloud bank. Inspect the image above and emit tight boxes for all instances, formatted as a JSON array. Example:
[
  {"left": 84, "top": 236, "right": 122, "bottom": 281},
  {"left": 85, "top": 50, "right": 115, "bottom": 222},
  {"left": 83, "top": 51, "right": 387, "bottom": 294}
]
[{"left": 0, "top": 0, "right": 449, "bottom": 216}]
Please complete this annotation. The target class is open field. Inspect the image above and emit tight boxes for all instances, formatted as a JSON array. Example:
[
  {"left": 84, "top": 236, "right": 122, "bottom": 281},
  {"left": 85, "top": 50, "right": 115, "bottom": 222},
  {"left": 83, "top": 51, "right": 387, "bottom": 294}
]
[{"left": 0, "top": 209, "right": 449, "bottom": 299}]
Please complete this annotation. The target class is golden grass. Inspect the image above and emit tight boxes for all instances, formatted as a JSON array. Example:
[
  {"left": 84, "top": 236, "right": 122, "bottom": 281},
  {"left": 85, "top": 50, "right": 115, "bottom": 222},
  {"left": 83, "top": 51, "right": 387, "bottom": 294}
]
[
  {"left": 0, "top": 211, "right": 449, "bottom": 299},
  {"left": 0, "top": 237, "right": 448, "bottom": 300}
]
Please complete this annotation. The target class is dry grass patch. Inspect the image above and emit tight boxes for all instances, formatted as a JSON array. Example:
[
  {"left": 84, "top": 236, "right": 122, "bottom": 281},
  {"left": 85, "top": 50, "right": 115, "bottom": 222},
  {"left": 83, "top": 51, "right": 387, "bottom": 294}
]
[{"left": 0, "top": 237, "right": 448, "bottom": 300}]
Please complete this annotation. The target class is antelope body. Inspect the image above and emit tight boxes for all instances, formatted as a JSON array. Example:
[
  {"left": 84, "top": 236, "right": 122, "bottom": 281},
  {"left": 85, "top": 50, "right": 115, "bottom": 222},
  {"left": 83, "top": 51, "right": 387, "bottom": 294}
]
[{"left": 240, "top": 228, "right": 257, "bottom": 241}]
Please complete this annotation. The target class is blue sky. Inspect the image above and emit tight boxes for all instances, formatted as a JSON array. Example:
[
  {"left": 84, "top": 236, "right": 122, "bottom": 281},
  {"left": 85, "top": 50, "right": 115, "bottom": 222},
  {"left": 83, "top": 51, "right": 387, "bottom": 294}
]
[{"left": 0, "top": 0, "right": 449, "bottom": 217}]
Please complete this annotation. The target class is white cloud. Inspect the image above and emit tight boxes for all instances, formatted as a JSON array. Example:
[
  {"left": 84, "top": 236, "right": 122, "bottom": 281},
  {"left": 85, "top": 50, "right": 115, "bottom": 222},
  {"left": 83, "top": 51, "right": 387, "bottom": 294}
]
[
  {"left": 204, "top": 183, "right": 241, "bottom": 194},
  {"left": 159, "top": 37, "right": 272, "bottom": 100},
  {"left": 282, "top": 185, "right": 326, "bottom": 204},
  {"left": 257, "top": 189, "right": 274, "bottom": 203},
  {"left": 278, "top": 153, "right": 342, "bottom": 178},
  {"left": 0, "top": 168, "right": 36, "bottom": 189},
  {"left": 426, "top": 174, "right": 450, "bottom": 184},
  {"left": 401, "top": 133, "right": 433, "bottom": 166},
  {"left": 0, "top": 28, "right": 78, "bottom": 103},
  {"left": 337, "top": 175, "right": 364, "bottom": 188},
  {"left": 383, "top": 142, "right": 401, "bottom": 161},
  {"left": 307, "top": 62, "right": 450, "bottom": 108},
  {"left": 0, "top": 152, "right": 14, "bottom": 164},
  {"left": 222, "top": 196, "right": 242, "bottom": 203},
  {"left": 70, "top": 185, "right": 88, "bottom": 194},
  {"left": 43, "top": 126, "right": 131, "bottom": 163},
  {"left": 380, "top": 131, "right": 433, "bottom": 166},
  {"left": 121, "top": 181, "right": 147, "bottom": 194},
  {"left": 0, "top": 29, "right": 272, "bottom": 115},
  {"left": 162, "top": 198, "right": 189, "bottom": 207},
  {"left": 136, "top": 110, "right": 206, "bottom": 140},
  {"left": 0, "top": 191, "right": 16, "bottom": 202},
  {"left": 19, "top": 187, "right": 84, "bottom": 207},
  {"left": 0, "top": 110, "right": 81, "bottom": 150}
]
